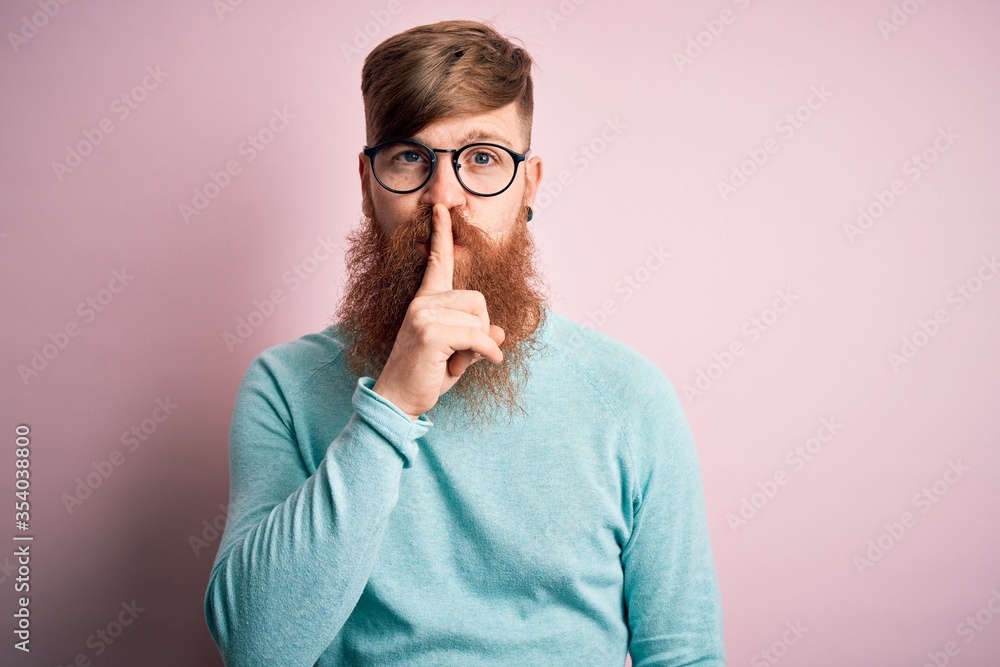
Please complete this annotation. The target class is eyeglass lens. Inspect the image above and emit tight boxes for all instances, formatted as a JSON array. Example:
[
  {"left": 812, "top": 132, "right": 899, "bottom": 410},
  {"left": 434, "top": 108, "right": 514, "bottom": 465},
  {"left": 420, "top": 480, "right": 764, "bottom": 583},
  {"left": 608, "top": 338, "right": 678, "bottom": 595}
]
[{"left": 372, "top": 141, "right": 515, "bottom": 195}]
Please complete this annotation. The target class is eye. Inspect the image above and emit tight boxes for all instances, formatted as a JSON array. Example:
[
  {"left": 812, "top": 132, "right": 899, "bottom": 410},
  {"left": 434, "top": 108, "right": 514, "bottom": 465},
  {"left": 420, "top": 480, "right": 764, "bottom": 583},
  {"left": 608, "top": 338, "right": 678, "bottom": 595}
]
[
  {"left": 465, "top": 148, "right": 501, "bottom": 167},
  {"left": 395, "top": 150, "right": 425, "bottom": 163}
]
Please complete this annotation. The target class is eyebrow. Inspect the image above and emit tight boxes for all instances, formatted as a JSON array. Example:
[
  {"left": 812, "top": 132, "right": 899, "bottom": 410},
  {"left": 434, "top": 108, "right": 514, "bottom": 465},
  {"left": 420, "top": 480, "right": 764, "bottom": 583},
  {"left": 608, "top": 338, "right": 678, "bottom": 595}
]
[
  {"left": 414, "top": 128, "right": 514, "bottom": 148},
  {"left": 459, "top": 128, "right": 512, "bottom": 146}
]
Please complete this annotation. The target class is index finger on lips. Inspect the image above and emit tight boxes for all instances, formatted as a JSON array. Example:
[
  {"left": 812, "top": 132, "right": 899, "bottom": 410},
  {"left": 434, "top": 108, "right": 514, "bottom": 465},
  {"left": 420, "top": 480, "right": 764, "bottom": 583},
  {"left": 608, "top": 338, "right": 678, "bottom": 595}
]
[{"left": 418, "top": 203, "right": 454, "bottom": 294}]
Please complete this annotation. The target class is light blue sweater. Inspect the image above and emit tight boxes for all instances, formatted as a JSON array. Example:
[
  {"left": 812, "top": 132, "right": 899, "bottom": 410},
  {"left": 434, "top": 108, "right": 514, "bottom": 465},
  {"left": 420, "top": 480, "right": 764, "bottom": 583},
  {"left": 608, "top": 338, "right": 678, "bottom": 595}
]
[{"left": 204, "top": 306, "right": 725, "bottom": 666}]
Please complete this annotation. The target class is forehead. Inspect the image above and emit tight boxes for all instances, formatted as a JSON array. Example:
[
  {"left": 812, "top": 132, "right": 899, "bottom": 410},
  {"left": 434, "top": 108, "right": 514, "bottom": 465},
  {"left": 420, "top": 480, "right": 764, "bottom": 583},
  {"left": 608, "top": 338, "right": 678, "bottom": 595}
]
[{"left": 410, "top": 104, "right": 522, "bottom": 148}]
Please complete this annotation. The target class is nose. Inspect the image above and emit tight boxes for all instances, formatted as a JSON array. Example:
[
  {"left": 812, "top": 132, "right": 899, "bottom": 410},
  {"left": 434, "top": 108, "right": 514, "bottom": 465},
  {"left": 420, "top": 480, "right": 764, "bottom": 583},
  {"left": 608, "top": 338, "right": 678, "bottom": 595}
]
[{"left": 418, "top": 153, "right": 468, "bottom": 211}]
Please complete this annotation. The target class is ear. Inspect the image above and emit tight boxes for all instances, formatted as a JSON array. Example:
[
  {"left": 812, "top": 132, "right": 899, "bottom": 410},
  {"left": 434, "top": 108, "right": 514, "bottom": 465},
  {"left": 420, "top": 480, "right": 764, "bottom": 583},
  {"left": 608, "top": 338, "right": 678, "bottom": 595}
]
[
  {"left": 523, "top": 155, "right": 543, "bottom": 209},
  {"left": 358, "top": 151, "right": 367, "bottom": 189}
]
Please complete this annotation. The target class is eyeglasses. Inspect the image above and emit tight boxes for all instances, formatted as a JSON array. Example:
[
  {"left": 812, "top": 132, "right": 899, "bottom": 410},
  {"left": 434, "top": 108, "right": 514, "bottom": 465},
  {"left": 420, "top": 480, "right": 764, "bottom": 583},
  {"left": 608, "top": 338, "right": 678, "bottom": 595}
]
[{"left": 363, "top": 139, "right": 530, "bottom": 197}]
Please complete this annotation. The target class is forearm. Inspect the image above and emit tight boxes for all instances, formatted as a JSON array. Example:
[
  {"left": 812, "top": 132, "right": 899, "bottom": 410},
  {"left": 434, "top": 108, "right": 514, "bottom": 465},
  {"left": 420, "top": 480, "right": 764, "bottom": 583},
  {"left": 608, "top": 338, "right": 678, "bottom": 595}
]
[{"left": 205, "top": 377, "right": 430, "bottom": 666}]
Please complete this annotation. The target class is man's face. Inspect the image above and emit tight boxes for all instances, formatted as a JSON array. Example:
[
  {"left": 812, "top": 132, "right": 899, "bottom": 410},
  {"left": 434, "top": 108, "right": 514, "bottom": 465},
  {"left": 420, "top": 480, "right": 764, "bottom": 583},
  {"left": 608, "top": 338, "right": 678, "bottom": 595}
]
[
  {"left": 363, "top": 101, "right": 540, "bottom": 252},
  {"left": 334, "top": 101, "right": 549, "bottom": 430}
]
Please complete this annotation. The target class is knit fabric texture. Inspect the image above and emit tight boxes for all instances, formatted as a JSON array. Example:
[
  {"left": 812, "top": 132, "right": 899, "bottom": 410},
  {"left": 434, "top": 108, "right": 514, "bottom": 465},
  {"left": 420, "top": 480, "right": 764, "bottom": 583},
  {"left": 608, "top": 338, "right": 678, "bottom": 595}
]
[{"left": 204, "top": 306, "right": 725, "bottom": 666}]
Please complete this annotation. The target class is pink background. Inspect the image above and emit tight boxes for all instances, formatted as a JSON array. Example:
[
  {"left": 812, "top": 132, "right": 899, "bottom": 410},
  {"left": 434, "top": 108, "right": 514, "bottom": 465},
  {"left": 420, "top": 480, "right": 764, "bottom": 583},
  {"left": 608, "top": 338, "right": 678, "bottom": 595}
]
[{"left": 3, "top": 1, "right": 999, "bottom": 665}]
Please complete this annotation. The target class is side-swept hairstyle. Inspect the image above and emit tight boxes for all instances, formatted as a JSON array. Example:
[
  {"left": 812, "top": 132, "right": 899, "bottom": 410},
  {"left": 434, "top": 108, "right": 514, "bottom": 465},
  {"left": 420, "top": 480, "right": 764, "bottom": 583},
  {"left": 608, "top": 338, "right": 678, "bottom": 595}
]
[{"left": 361, "top": 19, "right": 535, "bottom": 151}]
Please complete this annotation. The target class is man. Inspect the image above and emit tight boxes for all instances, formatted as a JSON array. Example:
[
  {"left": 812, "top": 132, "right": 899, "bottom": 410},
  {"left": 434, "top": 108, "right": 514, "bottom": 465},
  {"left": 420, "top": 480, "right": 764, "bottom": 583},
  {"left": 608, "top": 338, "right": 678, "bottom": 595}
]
[{"left": 204, "top": 19, "right": 725, "bottom": 667}]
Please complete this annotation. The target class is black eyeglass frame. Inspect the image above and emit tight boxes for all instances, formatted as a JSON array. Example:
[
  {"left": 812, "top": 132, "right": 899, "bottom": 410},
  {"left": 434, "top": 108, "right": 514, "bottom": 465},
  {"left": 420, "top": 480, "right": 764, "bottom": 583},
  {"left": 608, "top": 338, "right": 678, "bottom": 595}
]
[{"left": 362, "top": 139, "right": 530, "bottom": 197}]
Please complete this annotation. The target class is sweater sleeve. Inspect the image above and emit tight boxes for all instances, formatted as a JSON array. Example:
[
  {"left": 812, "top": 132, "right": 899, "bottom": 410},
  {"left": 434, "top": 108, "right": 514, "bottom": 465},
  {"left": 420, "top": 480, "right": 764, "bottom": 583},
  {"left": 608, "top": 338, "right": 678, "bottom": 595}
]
[
  {"left": 203, "top": 356, "right": 432, "bottom": 667},
  {"left": 622, "top": 368, "right": 726, "bottom": 667}
]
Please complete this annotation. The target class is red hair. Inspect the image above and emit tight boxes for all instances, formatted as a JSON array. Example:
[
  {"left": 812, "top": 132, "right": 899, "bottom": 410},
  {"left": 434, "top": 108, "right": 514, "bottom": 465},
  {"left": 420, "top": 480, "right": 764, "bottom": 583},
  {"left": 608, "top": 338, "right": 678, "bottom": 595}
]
[{"left": 361, "top": 19, "right": 535, "bottom": 151}]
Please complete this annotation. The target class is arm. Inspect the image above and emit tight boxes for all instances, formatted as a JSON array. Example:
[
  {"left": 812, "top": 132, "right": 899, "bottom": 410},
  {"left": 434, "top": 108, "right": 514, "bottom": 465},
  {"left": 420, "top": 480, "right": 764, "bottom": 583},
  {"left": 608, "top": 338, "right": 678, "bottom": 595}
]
[
  {"left": 622, "top": 369, "right": 726, "bottom": 667},
  {"left": 203, "top": 355, "right": 432, "bottom": 666}
]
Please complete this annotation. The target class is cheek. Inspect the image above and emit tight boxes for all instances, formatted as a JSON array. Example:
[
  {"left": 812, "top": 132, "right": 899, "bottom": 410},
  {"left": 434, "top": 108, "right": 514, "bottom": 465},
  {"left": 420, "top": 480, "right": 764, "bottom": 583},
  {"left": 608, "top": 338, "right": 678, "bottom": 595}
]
[
  {"left": 373, "top": 198, "right": 413, "bottom": 233},
  {"left": 487, "top": 202, "right": 521, "bottom": 240}
]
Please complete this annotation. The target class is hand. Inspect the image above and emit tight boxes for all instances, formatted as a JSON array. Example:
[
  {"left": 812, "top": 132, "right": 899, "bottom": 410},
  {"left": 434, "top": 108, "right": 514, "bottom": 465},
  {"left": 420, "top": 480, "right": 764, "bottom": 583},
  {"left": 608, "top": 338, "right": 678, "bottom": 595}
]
[{"left": 371, "top": 204, "right": 506, "bottom": 420}]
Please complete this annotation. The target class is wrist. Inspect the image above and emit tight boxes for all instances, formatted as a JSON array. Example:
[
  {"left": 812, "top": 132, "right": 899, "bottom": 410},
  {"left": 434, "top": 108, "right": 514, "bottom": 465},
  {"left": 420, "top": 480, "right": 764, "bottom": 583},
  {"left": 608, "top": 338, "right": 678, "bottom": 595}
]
[{"left": 371, "top": 379, "right": 421, "bottom": 421}]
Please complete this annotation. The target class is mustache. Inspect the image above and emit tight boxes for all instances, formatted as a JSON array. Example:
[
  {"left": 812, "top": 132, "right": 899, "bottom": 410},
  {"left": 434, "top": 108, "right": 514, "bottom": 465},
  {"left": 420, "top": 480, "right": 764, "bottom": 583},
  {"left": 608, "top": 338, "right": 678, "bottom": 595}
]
[{"left": 392, "top": 203, "right": 490, "bottom": 249}]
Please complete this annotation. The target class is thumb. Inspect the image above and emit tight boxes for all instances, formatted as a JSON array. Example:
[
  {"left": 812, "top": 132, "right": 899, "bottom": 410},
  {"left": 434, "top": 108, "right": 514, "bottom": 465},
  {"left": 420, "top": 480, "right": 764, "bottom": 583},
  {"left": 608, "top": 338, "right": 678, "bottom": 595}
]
[
  {"left": 491, "top": 325, "right": 506, "bottom": 347},
  {"left": 447, "top": 348, "right": 480, "bottom": 379}
]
